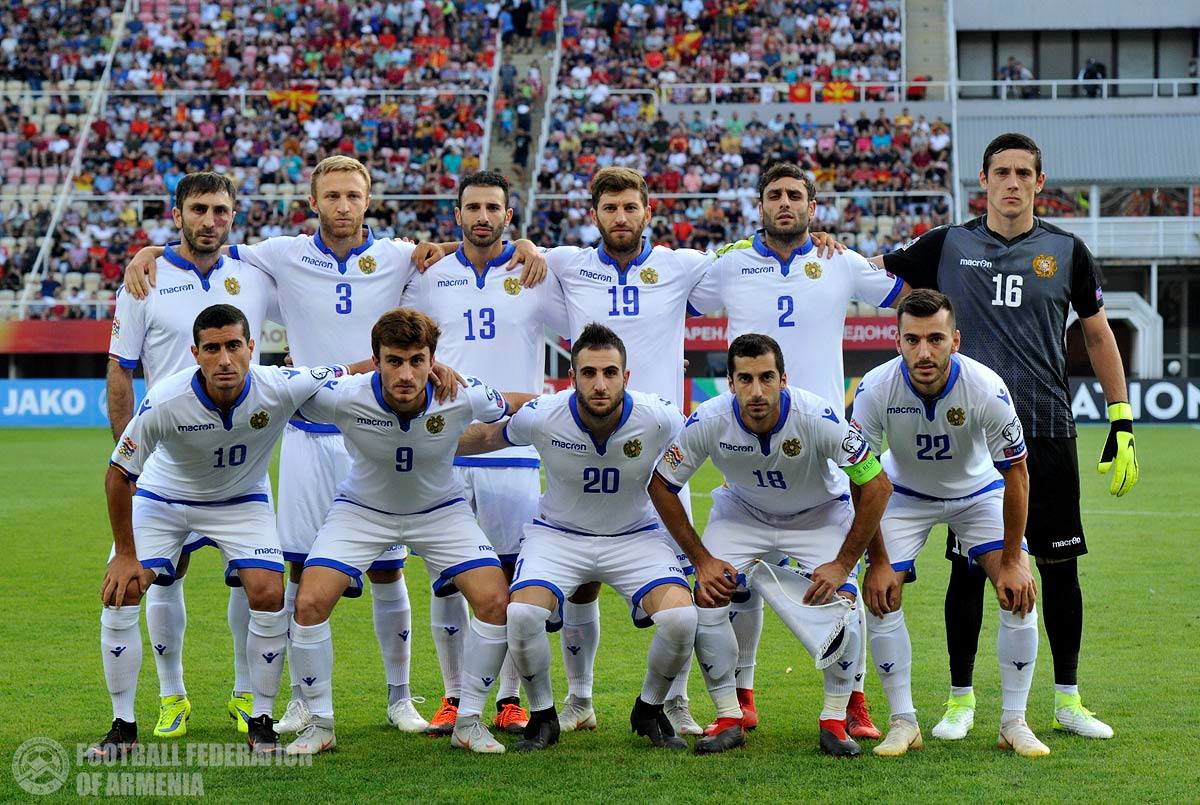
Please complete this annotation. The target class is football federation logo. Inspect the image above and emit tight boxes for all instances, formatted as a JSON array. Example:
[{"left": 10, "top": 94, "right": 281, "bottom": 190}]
[
  {"left": 111, "top": 317, "right": 121, "bottom": 338},
  {"left": 639, "top": 267, "right": 659, "bottom": 285},
  {"left": 841, "top": 428, "right": 865, "bottom": 457},
  {"left": 503, "top": 277, "right": 522, "bottom": 295},
  {"left": 782, "top": 438, "right": 802, "bottom": 457},
  {"left": 426, "top": 414, "right": 445, "bottom": 434},
  {"left": 946, "top": 407, "right": 966, "bottom": 427},
  {"left": 623, "top": 438, "right": 642, "bottom": 458},
  {"left": 1003, "top": 415, "right": 1024, "bottom": 444},
  {"left": 250, "top": 410, "right": 270, "bottom": 429},
  {"left": 359, "top": 255, "right": 377, "bottom": 275},
  {"left": 804, "top": 261, "right": 822, "bottom": 280},
  {"left": 224, "top": 276, "right": 241, "bottom": 295},
  {"left": 1032, "top": 253, "right": 1057, "bottom": 278},
  {"left": 118, "top": 436, "right": 137, "bottom": 458}
]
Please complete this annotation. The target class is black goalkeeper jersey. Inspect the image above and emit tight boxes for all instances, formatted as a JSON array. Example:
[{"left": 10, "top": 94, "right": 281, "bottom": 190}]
[{"left": 883, "top": 216, "right": 1104, "bottom": 439}]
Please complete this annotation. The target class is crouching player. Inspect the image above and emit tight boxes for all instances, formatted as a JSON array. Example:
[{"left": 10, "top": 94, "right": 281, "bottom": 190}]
[
  {"left": 854, "top": 289, "right": 1047, "bottom": 757},
  {"left": 93, "top": 303, "right": 353, "bottom": 758},
  {"left": 456, "top": 323, "right": 697, "bottom": 752},
  {"left": 284, "top": 308, "right": 534, "bottom": 756},
  {"left": 648, "top": 333, "right": 892, "bottom": 756}
]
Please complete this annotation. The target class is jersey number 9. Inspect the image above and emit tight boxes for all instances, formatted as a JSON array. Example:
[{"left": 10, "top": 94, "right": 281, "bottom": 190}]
[{"left": 395, "top": 446, "right": 413, "bottom": 472}]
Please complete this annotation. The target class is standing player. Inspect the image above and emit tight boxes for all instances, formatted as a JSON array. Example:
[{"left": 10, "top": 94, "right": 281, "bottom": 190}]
[
  {"left": 106, "top": 172, "right": 278, "bottom": 738},
  {"left": 282, "top": 308, "right": 534, "bottom": 756},
  {"left": 400, "top": 170, "right": 568, "bottom": 736},
  {"left": 875, "top": 133, "right": 1137, "bottom": 739},
  {"left": 687, "top": 162, "right": 906, "bottom": 738},
  {"left": 456, "top": 324, "right": 698, "bottom": 752},
  {"left": 854, "top": 290, "right": 1048, "bottom": 757},
  {"left": 122, "top": 156, "right": 542, "bottom": 733},
  {"left": 648, "top": 333, "right": 892, "bottom": 756},
  {"left": 92, "top": 304, "right": 352, "bottom": 758}
]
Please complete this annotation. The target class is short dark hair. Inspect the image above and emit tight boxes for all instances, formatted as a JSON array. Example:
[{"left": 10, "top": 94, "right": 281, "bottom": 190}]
[
  {"left": 175, "top": 172, "right": 238, "bottom": 209},
  {"left": 896, "top": 288, "right": 955, "bottom": 327},
  {"left": 727, "top": 333, "right": 785, "bottom": 376},
  {"left": 589, "top": 166, "right": 649, "bottom": 209},
  {"left": 193, "top": 303, "right": 250, "bottom": 345},
  {"left": 458, "top": 170, "right": 510, "bottom": 207},
  {"left": 982, "top": 132, "right": 1042, "bottom": 175},
  {"left": 571, "top": 322, "right": 627, "bottom": 370},
  {"left": 757, "top": 162, "right": 816, "bottom": 204},
  {"left": 372, "top": 308, "right": 441, "bottom": 359}
]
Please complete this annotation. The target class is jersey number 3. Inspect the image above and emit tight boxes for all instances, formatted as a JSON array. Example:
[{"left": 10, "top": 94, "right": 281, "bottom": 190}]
[{"left": 335, "top": 282, "right": 352, "bottom": 314}]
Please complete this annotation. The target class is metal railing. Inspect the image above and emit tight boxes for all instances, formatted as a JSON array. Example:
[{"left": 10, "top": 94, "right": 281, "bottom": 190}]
[
  {"left": 1043, "top": 217, "right": 1200, "bottom": 259},
  {"left": 657, "top": 79, "right": 951, "bottom": 105},
  {"left": 481, "top": 27, "right": 505, "bottom": 170},
  {"left": 526, "top": 0, "right": 568, "bottom": 238},
  {"left": 956, "top": 77, "right": 1200, "bottom": 100}
]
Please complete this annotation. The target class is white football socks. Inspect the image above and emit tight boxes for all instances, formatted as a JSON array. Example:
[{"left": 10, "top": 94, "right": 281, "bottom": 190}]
[
  {"left": 866, "top": 608, "right": 915, "bottom": 718},
  {"left": 370, "top": 579, "right": 412, "bottom": 695},
  {"left": 998, "top": 606, "right": 1038, "bottom": 723},
  {"left": 506, "top": 603, "right": 554, "bottom": 711},
  {"left": 853, "top": 602, "right": 868, "bottom": 694},
  {"left": 730, "top": 590, "right": 764, "bottom": 690},
  {"left": 642, "top": 607, "right": 697, "bottom": 706},
  {"left": 284, "top": 579, "right": 301, "bottom": 698},
  {"left": 246, "top": 608, "right": 288, "bottom": 718},
  {"left": 289, "top": 618, "right": 334, "bottom": 719},
  {"left": 101, "top": 605, "right": 142, "bottom": 722},
  {"left": 820, "top": 608, "right": 861, "bottom": 720},
  {"left": 145, "top": 580, "right": 186, "bottom": 698},
  {"left": 560, "top": 598, "right": 600, "bottom": 700},
  {"left": 496, "top": 652, "right": 522, "bottom": 703},
  {"left": 227, "top": 585, "right": 251, "bottom": 695},
  {"left": 695, "top": 605, "right": 741, "bottom": 719},
  {"left": 458, "top": 619, "right": 508, "bottom": 721},
  {"left": 430, "top": 592, "right": 468, "bottom": 699}
]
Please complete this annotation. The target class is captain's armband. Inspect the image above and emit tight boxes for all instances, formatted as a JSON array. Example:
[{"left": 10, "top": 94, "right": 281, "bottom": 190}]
[{"left": 841, "top": 453, "right": 882, "bottom": 486}]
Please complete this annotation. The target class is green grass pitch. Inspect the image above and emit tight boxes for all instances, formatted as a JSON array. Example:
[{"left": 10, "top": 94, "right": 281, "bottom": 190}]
[{"left": 1, "top": 425, "right": 1197, "bottom": 802}]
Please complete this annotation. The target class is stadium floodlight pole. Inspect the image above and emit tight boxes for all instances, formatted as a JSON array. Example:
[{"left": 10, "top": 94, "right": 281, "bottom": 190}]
[
  {"left": 20, "top": 0, "right": 133, "bottom": 319},
  {"left": 947, "top": 0, "right": 964, "bottom": 224}
]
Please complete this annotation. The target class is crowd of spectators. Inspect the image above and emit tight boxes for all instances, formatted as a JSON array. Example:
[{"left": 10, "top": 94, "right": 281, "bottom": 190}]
[
  {"left": 0, "top": 1, "right": 120, "bottom": 90},
  {"left": 560, "top": 0, "right": 904, "bottom": 104}
]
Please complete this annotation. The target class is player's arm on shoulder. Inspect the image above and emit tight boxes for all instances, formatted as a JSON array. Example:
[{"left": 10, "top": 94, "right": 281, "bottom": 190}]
[
  {"left": 809, "top": 230, "right": 848, "bottom": 258},
  {"left": 847, "top": 249, "right": 907, "bottom": 309},
  {"left": 876, "top": 224, "right": 949, "bottom": 290},
  {"left": 462, "top": 378, "right": 511, "bottom": 423},
  {"left": 106, "top": 359, "right": 137, "bottom": 443},
  {"left": 409, "top": 239, "right": 458, "bottom": 272},
  {"left": 291, "top": 366, "right": 349, "bottom": 423},
  {"left": 457, "top": 392, "right": 541, "bottom": 456},
  {"left": 686, "top": 259, "right": 722, "bottom": 316},
  {"left": 122, "top": 246, "right": 164, "bottom": 298}
]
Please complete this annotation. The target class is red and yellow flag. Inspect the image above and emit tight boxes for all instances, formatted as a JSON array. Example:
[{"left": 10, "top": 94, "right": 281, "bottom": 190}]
[
  {"left": 268, "top": 85, "right": 319, "bottom": 119},
  {"left": 822, "top": 81, "right": 855, "bottom": 103}
]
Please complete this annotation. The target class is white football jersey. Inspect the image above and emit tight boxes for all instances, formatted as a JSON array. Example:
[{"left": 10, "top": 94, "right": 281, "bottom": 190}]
[
  {"left": 110, "top": 364, "right": 343, "bottom": 502},
  {"left": 400, "top": 243, "right": 569, "bottom": 468},
  {"left": 504, "top": 388, "right": 683, "bottom": 536},
  {"left": 545, "top": 241, "right": 711, "bottom": 407},
  {"left": 298, "top": 373, "right": 508, "bottom": 515},
  {"left": 689, "top": 233, "right": 903, "bottom": 409},
  {"left": 109, "top": 245, "right": 277, "bottom": 387},
  {"left": 851, "top": 353, "right": 1026, "bottom": 500},
  {"left": 656, "top": 385, "right": 874, "bottom": 522}
]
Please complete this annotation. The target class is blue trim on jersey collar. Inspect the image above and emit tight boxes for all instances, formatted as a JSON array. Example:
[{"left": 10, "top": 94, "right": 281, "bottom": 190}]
[
  {"left": 454, "top": 242, "right": 516, "bottom": 289},
  {"left": 190, "top": 369, "right": 252, "bottom": 431},
  {"left": 596, "top": 238, "right": 653, "bottom": 286},
  {"left": 314, "top": 226, "right": 376, "bottom": 275},
  {"left": 751, "top": 232, "right": 814, "bottom": 277},
  {"left": 568, "top": 391, "right": 634, "bottom": 456},
  {"left": 163, "top": 242, "right": 224, "bottom": 291},
  {"left": 730, "top": 388, "right": 791, "bottom": 455},
  {"left": 900, "top": 354, "right": 962, "bottom": 421},
  {"left": 371, "top": 372, "right": 433, "bottom": 431}
]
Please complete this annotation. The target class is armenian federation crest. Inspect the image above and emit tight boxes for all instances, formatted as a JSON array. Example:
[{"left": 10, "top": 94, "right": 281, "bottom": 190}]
[
  {"left": 639, "top": 267, "right": 659, "bottom": 285},
  {"left": 426, "top": 414, "right": 445, "bottom": 434},
  {"left": 224, "top": 276, "right": 241, "bottom": 295},
  {"left": 782, "top": 438, "right": 802, "bottom": 457},
  {"left": 1032, "top": 253, "right": 1057, "bottom": 278},
  {"left": 804, "top": 261, "right": 822, "bottom": 280},
  {"left": 359, "top": 255, "right": 377, "bottom": 275},
  {"left": 946, "top": 407, "right": 966, "bottom": 427},
  {"left": 250, "top": 410, "right": 270, "bottom": 429},
  {"left": 503, "top": 277, "right": 522, "bottom": 296},
  {"left": 623, "top": 438, "right": 643, "bottom": 458}
]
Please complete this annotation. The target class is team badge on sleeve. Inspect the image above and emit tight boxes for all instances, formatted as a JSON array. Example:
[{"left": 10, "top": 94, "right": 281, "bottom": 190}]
[
  {"left": 841, "top": 427, "right": 866, "bottom": 460},
  {"left": 118, "top": 436, "right": 138, "bottom": 458},
  {"left": 358, "top": 255, "right": 377, "bottom": 275},
  {"left": 426, "top": 415, "right": 445, "bottom": 434},
  {"left": 804, "top": 261, "right": 822, "bottom": 280},
  {"left": 503, "top": 277, "right": 522, "bottom": 295},
  {"left": 946, "top": 407, "right": 966, "bottom": 427},
  {"left": 1002, "top": 415, "right": 1024, "bottom": 444},
  {"left": 623, "top": 438, "right": 642, "bottom": 458},
  {"left": 663, "top": 443, "right": 685, "bottom": 469},
  {"left": 639, "top": 267, "right": 659, "bottom": 285},
  {"left": 250, "top": 410, "right": 270, "bottom": 429},
  {"left": 782, "top": 438, "right": 802, "bottom": 457},
  {"left": 111, "top": 318, "right": 121, "bottom": 338},
  {"left": 224, "top": 277, "right": 241, "bottom": 295},
  {"left": 1032, "top": 254, "right": 1058, "bottom": 278}
]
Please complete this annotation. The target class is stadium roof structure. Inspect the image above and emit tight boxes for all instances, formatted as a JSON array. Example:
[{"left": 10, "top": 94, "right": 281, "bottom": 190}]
[{"left": 957, "top": 115, "right": 1200, "bottom": 186}]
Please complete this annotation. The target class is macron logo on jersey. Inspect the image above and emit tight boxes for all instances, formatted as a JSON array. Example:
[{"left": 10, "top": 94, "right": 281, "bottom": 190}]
[
  {"left": 437, "top": 278, "right": 470, "bottom": 288},
  {"left": 301, "top": 255, "right": 335, "bottom": 269},
  {"left": 579, "top": 268, "right": 610, "bottom": 282},
  {"left": 887, "top": 406, "right": 922, "bottom": 415},
  {"left": 176, "top": 423, "right": 216, "bottom": 432},
  {"left": 740, "top": 265, "right": 774, "bottom": 275},
  {"left": 551, "top": 438, "right": 588, "bottom": 452},
  {"left": 959, "top": 258, "right": 993, "bottom": 268},
  {"left": 356, "top": 416, "right": 394, "bottom": 428},
  {"left": 719, "top": 441, "right": 755, "bottom": 453},
  {"left": 159, "top": 284, "right": 195, "bottom": 296}
]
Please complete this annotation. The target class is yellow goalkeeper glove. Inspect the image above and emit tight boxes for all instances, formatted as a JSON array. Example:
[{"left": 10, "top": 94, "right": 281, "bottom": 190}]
[{"left": 1097, "top": 402, "right": 1139, "bottom": 497}]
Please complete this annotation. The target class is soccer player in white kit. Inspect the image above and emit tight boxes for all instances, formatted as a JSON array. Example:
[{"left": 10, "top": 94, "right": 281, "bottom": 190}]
[
  {"left": 686, "top": 162, "right": 907, "bottom": 738},
  {"left": 455, "top": 324, "right": 698, "bottom": 752},
  {"left": 852, "top": 290, "right": 1047, "bottom": 758},
  {"left": 122, "top": 156, "right": 546, "bottom": 734},
  {"left": 91, "top": 303, "right": 351, "bottom": 759},
  {"left": 648, "top": 333, "right": 893, "bottom": 756},
  {"left": 282, "top": 308, "right": 534, "bottom": 756},
  {"left": 401, "top": 170, "right": 568, "bottom": 736},
  {"left": 106, "top": 173, "right": 278, "bottom": 739}
]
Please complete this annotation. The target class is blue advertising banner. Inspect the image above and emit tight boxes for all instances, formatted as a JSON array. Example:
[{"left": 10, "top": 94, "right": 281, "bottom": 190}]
[{"left": 0, "top": 379, "right": 146, "bottom": 427}]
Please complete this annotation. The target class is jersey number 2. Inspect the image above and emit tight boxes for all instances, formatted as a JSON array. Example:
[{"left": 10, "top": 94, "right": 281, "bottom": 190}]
[{"left": 777, "top": 296, "right": 794, "bottom": 327}]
